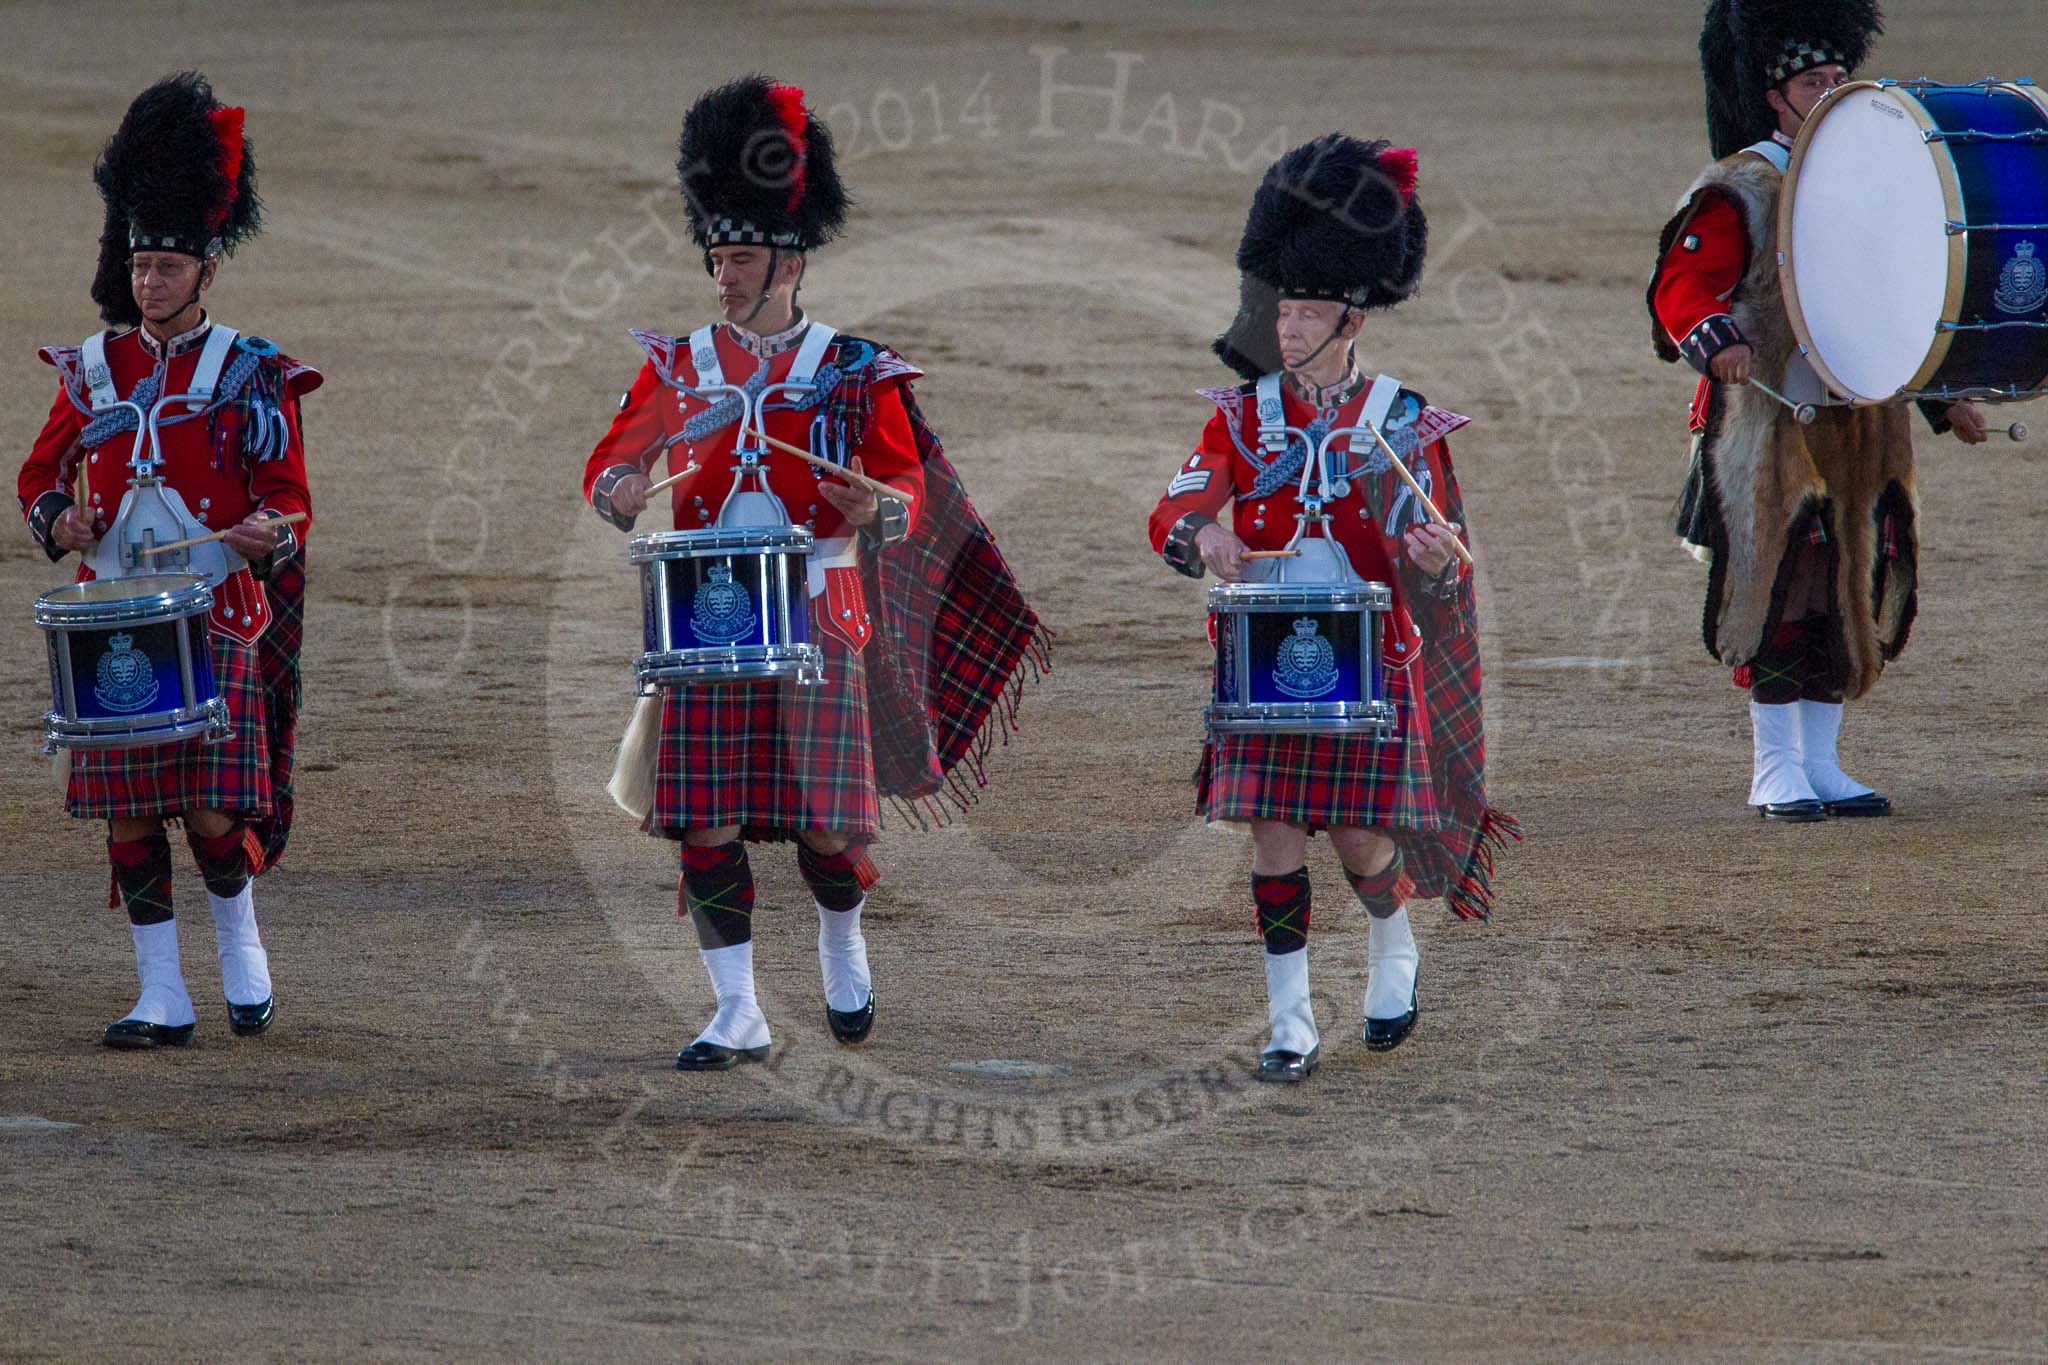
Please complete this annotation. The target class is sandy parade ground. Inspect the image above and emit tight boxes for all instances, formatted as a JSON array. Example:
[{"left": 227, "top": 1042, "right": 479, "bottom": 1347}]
[{"left": 1, "top": 2, "right": 2045, "bottom": 1359}]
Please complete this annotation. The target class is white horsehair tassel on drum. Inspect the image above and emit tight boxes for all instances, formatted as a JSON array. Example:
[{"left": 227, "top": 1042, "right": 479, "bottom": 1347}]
[{"left": 607, "top": 692, "right": 661, "bottom": 821}]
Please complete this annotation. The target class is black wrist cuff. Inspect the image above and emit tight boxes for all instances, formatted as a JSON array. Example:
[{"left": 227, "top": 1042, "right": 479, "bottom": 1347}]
[
  {"left": 1916, "top": 399, "right": 1953, "bottom": 435},
  {"left": 1162, "top": 512, "right": 1215, "bottom": 578},
  {"left": 26, "top": 490, "right": 75, "bottom": 562},
  {"left": 248, "top": 518, "right": 299, "bottom": 578},
  {"left": 591, "top": 464, "right": 641, "bottom": 532},
  {"left": 1678, "top": 313, "right": 1746, "bottom": 376},
  {"left": 860, "top": 496, "right": 911, "bottom": 548},
  {"left": 1419, "top": 554, "right": 1463, "bottom": 600}
]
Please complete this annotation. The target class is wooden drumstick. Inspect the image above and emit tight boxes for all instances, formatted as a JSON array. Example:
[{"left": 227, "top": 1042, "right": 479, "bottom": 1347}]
[
  {"left": 644, "top": 462, "right": 699, "bottom": 497},
  {"left": 1361, "top": 422, "right": 1475, "bottom": 568},
  {"left": 1241, "top": 549, "right": 1302, "bottom": 560},
  {"left": 745, "top": 426, "right": 912, "bottom": 505},
  {"left": 141, "top": 511, "right": 308, "bottom": 557}
]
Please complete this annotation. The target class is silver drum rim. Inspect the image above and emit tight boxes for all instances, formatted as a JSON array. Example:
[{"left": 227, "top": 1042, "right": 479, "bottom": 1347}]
[
  {"left": 635, "top": 643, "right": 825, "bottom": 688},
  {"left": 1207, "top": 580, "right": 1392, "bottom": 612},
  {"left": 44, "top": 696, "right": 231, "bottom": 750},
  {"left": 1206, "top": 700, "right": 1398, "bottom": 737},
  {"left": 34, "top": 572, "right": 213, "bottom": 628},
  {"left": 629, "top": 526, "right": 815, "bottom": 564}
]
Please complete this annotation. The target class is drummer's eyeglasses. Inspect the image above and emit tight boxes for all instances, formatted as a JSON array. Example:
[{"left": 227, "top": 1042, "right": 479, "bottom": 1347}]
[{"left": 129, "top": 256, "right": 199, "bottom": 282}]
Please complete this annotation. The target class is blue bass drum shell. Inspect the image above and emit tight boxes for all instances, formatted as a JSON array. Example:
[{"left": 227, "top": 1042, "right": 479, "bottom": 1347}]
[{"left": 1917, "top": 82, "right": 2048, "bottom": 395}]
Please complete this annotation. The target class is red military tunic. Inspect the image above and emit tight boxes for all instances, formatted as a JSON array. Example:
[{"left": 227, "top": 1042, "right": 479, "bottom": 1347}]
[
  {"left": 1651, "top": 191, "right": 1749, "bottom": 432},
  {"left": 18, "top": 316, "right": 318, "bottom": 823},
  {"left": 583, "top": 320, "right": 925, "bottom": 841},
  {"left": 1147, "top": 375, "right": 1469, "bottom": 834}
]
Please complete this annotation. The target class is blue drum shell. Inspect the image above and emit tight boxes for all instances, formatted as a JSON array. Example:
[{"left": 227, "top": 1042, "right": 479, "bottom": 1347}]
[
  {"left": 1244, "top": 609, "right": 1367, "bottom": 706},
  {"left": 1920, "top": 84, "right": 2048, "bottom": 392},
  {"left": 644, "top": 550, "right": 810, "bottom": 653},
  {"left": 52, "top": 620, "right": 210, "bottom": 723}
]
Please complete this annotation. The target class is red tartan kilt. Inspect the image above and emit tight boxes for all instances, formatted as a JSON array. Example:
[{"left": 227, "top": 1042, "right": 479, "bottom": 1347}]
[
  {"left": 652, "top": 619, "right": 877, "bottom": 841},
  {"left": 1198, "top": 654, "right": 1443, "bottom": 833},
  {"left": 68, "top": 627, "right": 273, "bottom": 821}
]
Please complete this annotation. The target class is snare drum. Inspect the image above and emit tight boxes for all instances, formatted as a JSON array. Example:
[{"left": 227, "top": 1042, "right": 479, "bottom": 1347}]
[
  {"left": 35, "top": 572, "right": 228, "bottom": 750},
  {"left": 1206, "top": 581, "right": 1396, "bottom": 737},
  {"left": 629, "top": 526, "right": 822, "bottom": 688},
  {"left": 1781, "top": 78, "right": 2048, "bottom": 405}
]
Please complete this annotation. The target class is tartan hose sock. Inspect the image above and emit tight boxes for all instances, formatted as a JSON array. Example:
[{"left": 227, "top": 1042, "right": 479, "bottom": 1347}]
[{"left": 681, "top": 841, "right": 754, "bottom": 949}]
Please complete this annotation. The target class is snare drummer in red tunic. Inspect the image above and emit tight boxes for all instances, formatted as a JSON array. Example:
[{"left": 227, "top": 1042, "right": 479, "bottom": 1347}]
[
  {"left": 1147, "top": 136, "right": 1514, "bottom": 1084},
  {"left": 580, "top": 78, "right": 1043, "bottom": 1073},
  {"left": 14, "top": 75, "right": 315, "bottom": 1049}
]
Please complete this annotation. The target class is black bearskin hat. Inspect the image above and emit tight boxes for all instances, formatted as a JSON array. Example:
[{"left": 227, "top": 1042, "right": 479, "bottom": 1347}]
[
  {"left": 1700, "top": 0, "right": 1883, "bottom": 159},
  {"left": 90, "top": 71, "right": 261, "bottom": 327},
  {"left": 1212, "top": 135, "right": 1428, "bottom": 381},
  {"left": 676, "top": 76, "right": 849, "bottom": 252}
]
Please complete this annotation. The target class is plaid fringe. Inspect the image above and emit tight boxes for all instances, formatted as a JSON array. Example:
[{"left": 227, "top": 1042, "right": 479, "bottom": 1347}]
[
  {"left": 248, "top": 552, "right": 306, "bottom": 872},
  {"left": 834, "top": 370, "right": 1047, "bottom": 814},
  {"left": 881, "top": 621, "right": 1053, "bottom": 831},
  {"left": 1443, "top": 807, "right": 1524, "bottom": 922}
]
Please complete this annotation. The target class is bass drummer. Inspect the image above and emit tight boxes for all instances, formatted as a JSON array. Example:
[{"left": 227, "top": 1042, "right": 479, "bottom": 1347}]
[
  {"left": 580, "top": 77, "right": 1044, "bottom": 1072},
  {"left": 1651, "top": 0, "right": 1987, "bottom": 824},
  {"left": 1146, "top": 135, "right": 1514, "bottom": 1083},
  {"left": 16, "top": 75, "right": 316, "bottom": 1048}
]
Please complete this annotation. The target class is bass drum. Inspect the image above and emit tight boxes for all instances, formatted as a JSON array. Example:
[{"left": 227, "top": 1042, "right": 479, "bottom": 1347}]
[{"left": 1780, "top": 78, "right": 2048, "bottom": 405}]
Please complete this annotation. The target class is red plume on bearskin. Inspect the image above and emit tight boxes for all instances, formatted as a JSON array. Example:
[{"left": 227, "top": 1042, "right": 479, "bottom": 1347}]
[
  {"left": 763, "top": 82, "right": 809, "bottom": 211},
  {"left": 89, "top": 71, "right": 262, "bottom": 326},
  {"left": 1379, "top": 147, "right": 1419, "bottom": 204},
  {"left": 1212, "top": 134, "right": 1429, "bottom": 381},
  {"left": 209, "top": 105, "right": 246, "bottom": 228},
  {"left": 676, "top": 75, "right": 849, "bottom": 251}
]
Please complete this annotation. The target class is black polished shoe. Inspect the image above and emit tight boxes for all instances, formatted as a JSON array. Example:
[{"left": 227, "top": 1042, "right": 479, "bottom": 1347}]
[
  {"left": 674, "top": 1040, "right": 772, "bottom": 1072},
  {"left": 227, "top": 996, "right": 275, "bottom": 1037},
  {"left": 103, "top": 1018, "right": 196, "bottom": 1050},
  {"left": 1757, "top": 799, "right": 1828, "bottom": 822},
  {"left": 826, "top": 993, "right": 875, "bottom": 1045},
  {"left": 1365, "top": 984, "right": 1419, "bottom": 1053},
  {"left": 1256, "top": 1045, "right": 1319, "bottom": 1083},
  {"left": 1822, "top": 792, "right": 1891, "bottom": 818}
]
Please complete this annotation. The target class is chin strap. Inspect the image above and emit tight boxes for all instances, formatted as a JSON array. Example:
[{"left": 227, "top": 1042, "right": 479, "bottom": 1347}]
[{"left": 1288, "top": 308, "right": 1356, "bottom": 380}]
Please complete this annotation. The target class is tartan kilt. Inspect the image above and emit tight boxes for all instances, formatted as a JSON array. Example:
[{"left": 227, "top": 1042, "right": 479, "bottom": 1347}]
[
  {"left": 1197, "top": 653, "right": 1443, "bottom": 833},
  {"left": 68, "top": 627, "right": 273, "bottom": 821},
  {"left": 652, "top": 618, "right": 878, "bottom": 842}
]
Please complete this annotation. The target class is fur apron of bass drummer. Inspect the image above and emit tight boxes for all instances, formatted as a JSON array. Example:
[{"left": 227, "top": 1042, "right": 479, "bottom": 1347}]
[
  {"left": 16, "top": 74, "right": 317, "bottom": 1050},
  {"left": 580, "top": 77, "right": 1047, "bottom": 1074},
  {"left": 1649, "top": 0, "right": 2035, "bottom": 823},
  {"left": 1147, "top": 135, "right": 1517, "bottom": 1085}
]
